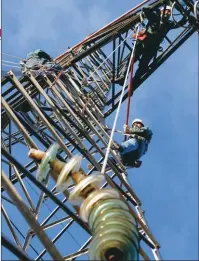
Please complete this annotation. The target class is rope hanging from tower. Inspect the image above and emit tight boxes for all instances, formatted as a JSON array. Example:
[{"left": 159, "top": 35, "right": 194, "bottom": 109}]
[
  {"left": 101, "top": 24, "right": 140, "bottom": 175},
  {"left": 124, "top": 56, "right": 135, "bottom": 142}
]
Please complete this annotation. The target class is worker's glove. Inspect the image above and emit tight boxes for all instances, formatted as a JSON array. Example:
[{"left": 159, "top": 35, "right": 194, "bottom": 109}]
[{"left": 123, "top": 124, "right": 130, "bottom": 134}]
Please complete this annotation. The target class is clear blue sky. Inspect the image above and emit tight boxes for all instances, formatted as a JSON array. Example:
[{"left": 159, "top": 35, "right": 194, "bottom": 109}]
[{"left": 2, "top": 0, "right": 198, "bottom": 260}]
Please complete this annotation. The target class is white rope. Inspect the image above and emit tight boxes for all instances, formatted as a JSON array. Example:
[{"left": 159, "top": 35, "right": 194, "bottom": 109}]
[
  {"left": 101, "top": 24, "right": 140, "bottom": 175},
  {"left": 1, "top": 52, "right": 23, "bottom": 60},
  {"left": 2, "top": 63, "right": 21, "bottom": 68},
  {"left": 2, "top": 59, "right": 20, "bottom": 65}
]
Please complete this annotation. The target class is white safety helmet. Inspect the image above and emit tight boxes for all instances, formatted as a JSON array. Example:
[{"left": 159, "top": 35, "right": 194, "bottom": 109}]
[
  {"left": 160, "top": 5, "right": 172, "bottom": 13},
  {"left": 132, "top": 118, "right": 144, "bottom": 127}
]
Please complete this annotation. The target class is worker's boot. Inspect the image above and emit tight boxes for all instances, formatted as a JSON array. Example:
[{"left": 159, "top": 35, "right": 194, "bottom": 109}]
[
  {"left": 133, "top": 160, "right": 142, "bottom": 168},
  {"left": 123, "top": 159, "right": 142, "bottom": 168}
]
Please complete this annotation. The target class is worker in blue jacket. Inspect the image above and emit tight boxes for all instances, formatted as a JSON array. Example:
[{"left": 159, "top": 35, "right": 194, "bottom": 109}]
[
  {"left": 88, "top": 119, "right": 152, "bottom": 170},
  {"left": 118, "top": 118, "right": 153, "bottom": 167}
]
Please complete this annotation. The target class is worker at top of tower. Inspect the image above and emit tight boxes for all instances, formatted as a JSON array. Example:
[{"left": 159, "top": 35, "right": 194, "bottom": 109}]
[
  {"left": 20, "top": 49, "right": 62, "bottom": 73},
  {"left": 132, "top": 4, "right": 188, "bottom": 82},
  {"left": 111, "top": 118, "right": 153, "bottom": 168},
  {"left": 114, "top": 4, "right": 188, "bottom": 86}
]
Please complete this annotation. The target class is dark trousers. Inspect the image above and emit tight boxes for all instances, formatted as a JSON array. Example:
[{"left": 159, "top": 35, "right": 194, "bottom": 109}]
[
  {"left": 134, "top": 39, "right": 159, "bottom": 81},
  {"left": 118, "top": 39, "right": 159, "bottom": 81}
]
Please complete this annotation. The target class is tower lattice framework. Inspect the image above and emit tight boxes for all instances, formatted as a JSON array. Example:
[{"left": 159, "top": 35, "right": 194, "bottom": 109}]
[{"left": 1, "top": 0, "right": 198, "bottom": 260}]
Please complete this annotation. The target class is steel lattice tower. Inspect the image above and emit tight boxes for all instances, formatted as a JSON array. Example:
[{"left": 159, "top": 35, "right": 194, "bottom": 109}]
[{"left": 1, "top": 0, "right": 198, "bottom": 260}]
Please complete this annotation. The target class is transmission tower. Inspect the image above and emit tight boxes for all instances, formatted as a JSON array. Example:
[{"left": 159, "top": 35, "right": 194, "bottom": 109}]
[{"left": 1, "top": 0, "right": 198, "bottom": 260}]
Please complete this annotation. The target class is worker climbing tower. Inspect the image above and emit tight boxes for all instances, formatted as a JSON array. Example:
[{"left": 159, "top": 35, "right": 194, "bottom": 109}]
[{"left": 1, "top": 0, "right": 198, "bottom": 260}]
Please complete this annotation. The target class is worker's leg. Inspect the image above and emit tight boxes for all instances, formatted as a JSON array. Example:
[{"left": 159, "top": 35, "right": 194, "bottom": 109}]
[
  {"left": 107, "top": 139, "right": 139, "bottom": 166},
  {"left": 134, "top": 41, "right": 144, "bottom": 62},
  {"left": 120, "top": 149, "right": 140, "bottom": 166},
  {"left": 108, "top": 142, "right": 143, "bottom": 168},
  {"left": 122, "top": 140, "right": 146, "bottom": 167},
  {"left": 133, "top": 47, "right": 157, "bottom": 82},
  {"left": 137, "top": 140, "right": 147, "bottom": 158},
  {"left": 120, "top": 138, "right": 139, "bottom": 154},
  {"left": 136, "top": 51, "right": 153, "bottom": 75},
  {"left": 119, "top": 138, "right": 143, "bottom": 167}
]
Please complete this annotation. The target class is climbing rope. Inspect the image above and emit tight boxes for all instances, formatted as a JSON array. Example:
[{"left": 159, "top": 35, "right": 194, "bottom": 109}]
[
  {"left": 101, "top": 24, "right": 140, "bottom": 175},
  {"left": 2, "top": 60, "right": 20, "bottom": 65},
  {"left": 124, "top": 56, "right": 135, "bottom": 142},
  {"left": 121, "top": 57, "right": 135, "bottom": 186}
]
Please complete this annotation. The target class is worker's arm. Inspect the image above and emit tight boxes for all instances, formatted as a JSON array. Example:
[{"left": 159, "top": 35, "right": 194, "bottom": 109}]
[
  {"left": 129, "top": 126, "right": 145, "bottom": 134},
  {"left": 142, "top": 6, "right": 160, "bottom": 24},
  {"left": 143, "top": 127, "right": 153, "bottom": 142},
  {"left": 127, "top": 126, "right": 153, "bottom": 142}
]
